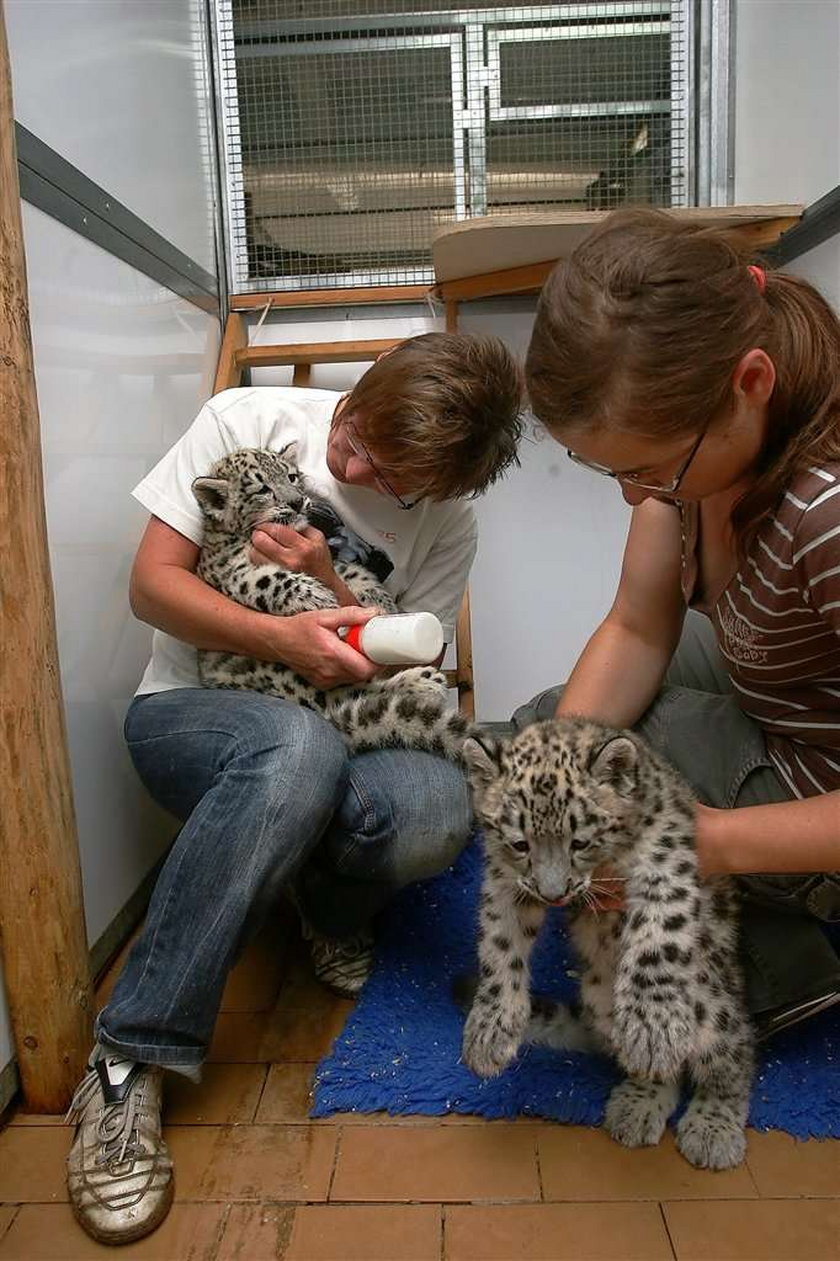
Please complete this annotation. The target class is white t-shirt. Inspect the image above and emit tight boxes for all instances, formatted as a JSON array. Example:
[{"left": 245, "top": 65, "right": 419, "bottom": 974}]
[{"left": 132, "top": 386, "right": 478, "bottom": 695}]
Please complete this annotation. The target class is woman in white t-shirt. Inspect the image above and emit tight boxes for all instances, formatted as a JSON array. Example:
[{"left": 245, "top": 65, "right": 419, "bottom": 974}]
[{"left": 66, "top": 333, "right": 523, "bottom": 1247}]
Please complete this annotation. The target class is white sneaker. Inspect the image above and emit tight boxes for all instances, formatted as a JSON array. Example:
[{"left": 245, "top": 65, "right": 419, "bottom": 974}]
[
  {"left": 66, "top": 1054, "right": 173, "bottom": 1245},
  {"left": 305, "top": 927, "right": 375, "bottom": 998}
]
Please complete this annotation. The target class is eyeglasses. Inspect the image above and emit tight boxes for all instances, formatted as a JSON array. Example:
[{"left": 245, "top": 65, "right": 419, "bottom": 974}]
[
  {"left": 567, "top": 422, "right": 710, "bottom": 497},
  {"left": 344, "top": 420, "right": 419, "bottom": 511}
]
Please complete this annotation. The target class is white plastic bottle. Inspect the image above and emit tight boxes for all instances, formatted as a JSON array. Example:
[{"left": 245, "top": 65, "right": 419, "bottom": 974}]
[{"left": 343, "top": 611, "right": 444, "bottom": 666}]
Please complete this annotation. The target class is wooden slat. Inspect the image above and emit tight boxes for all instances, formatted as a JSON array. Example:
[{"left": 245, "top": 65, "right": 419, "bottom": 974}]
[
  {"left": 445, "top": 300, "right": 458, "bottom": 332},
  {"left": 0, "top": 8, "right": 94, "bottom": 1112},
  {"left": 436, "top": 261, "right": 554, "bottom": 302},
  {"left": 726, "top": 216, "right": 802, "bottom": 251},
  {"left": 230, "top": 285, "right": 432, "bottom": 311},
  {"left": 292, "top": 362, "right": 312, "bottom": 387},
  {"left": 214, "top": 311, "right": 249, "bottom": 392},
  {"left": 236, "top": 338, "right": 402, "bottom": 369},
  {"left": 454, "top": 588, "right": 475, "bottom": 720}
]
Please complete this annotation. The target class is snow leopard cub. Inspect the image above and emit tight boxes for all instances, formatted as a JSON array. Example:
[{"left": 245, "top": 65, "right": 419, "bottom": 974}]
[
  {"left": 192, "top": 446, "right": 471, "bottom": 761},
  {"left": 461, "top": 717, "right": 754, "bottom": 1170}
]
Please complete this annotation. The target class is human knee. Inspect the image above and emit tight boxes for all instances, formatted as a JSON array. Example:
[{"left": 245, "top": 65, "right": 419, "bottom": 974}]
[
  {"left": 334, "top": 753, "right": 473, "bottom": 884},
  {"left": 231, "top": 700, "right": 348, "bottom": 782}
]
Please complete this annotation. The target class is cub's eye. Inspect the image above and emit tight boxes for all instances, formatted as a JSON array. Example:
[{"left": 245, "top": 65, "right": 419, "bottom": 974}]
[
  {"left": 570, "top": 837, "right": 589, "bottom": 853},
  {"left": 510, "top": 839, "right": 530, "bottom": 855},
  {"left": 287, "top": 472, "right": 299, "bottom": 483}
]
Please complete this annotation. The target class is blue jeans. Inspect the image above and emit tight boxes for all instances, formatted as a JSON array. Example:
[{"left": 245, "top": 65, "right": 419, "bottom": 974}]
[{"left": 96, "top": 687, "right": 471, "bottom": 1069}]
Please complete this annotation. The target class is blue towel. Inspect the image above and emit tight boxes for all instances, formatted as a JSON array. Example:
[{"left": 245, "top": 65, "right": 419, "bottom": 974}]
[{"left": 313, "top": 839, "right": 840, "bottom": 1139}]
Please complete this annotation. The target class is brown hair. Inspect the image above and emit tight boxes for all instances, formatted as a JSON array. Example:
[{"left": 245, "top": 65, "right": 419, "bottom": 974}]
[
  {"left": 526, "top": 208, "right": 840, "bottom": 551},
  {"left": 344, "top": 332, "right": 523, "bottom": 500}
]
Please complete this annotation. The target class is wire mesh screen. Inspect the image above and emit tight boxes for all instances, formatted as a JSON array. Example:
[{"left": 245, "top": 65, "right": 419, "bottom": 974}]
[{"left": 216, "top": 1, "right": 690, "bottom": 291}]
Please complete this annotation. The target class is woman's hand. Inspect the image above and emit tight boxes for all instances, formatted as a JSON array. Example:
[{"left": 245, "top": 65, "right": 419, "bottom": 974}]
[
  {"left": 260, "top": 605, "right": 381, "bottom": 689},
  {"left": 251, "top": 522, "right": 336, "bottom": 588}
]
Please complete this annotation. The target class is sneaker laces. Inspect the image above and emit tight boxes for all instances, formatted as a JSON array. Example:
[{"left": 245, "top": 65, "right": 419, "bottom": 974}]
[
  {"left": 66, "top": 1066, "right": 146, "bottom": 1170},
  {"left": 315, "top": 934, "right": 371, "bottom": 965}
]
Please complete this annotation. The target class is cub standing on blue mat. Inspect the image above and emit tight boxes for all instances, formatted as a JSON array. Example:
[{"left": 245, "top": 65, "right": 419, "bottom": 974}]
[
  {"left": 520, "top": 208, "right": 840, "bottom": 1040},
  {"left": 65, "top": 332, "right": 523, "bottom": 1247}
]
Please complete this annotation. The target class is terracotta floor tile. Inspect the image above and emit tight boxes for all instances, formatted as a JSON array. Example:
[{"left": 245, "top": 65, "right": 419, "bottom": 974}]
[
  {"left": 259, "top": 1001, "right": 353, "bottom": 1062},
  {"left": 6, "top": 1113, "right": 65, "bottom": 1127},
  {"left": 274, "top": 952, "right": 326, "bottom": 1007},
  {"left": 444, "top": 1203, "right": 674, "bottom": 1260},
  {"left": 209, "top": 999, "right": 352, "bottom": 1065},
  {"left": 221, "top": 924, "right": 290, "bottom": 1013},
  {"left": 746, "top": 1131, "right": 840, "bottom": 1197},
  {"left": 286, "top": 1205, "right": 442, "bottom": 1260},
  {"left": 167, "top": 1124, "right": 336, "bottom": 1200},
  {"left": 664, "top": 1198, "right": 840, "bottom": 1261},
  {"left": 331, "top": 1125, "right": 540, "bottom": 1202},
  {"left": 0, "top": 1210, "right": 16, "bottom": 1246},
  {"left": 255, "top": 1064, "right": 317, "bottom": 1123},
  {"left": 0, "top": 1126, "right": 69, "bottom": 1202},
  {"left": 326, "top": 1111, "right": 440, "bottom": 1126},
  {"left": 0, "top": 1202, "right": 225, "bottom": 1260},
  {"left": 208, "top": 1012, "right": 273, "bottom": 1063},
  {"left": 537, "top": 1125, "right": 758, "bottom": 1201},
  {"left": 255, "top": 1064, "right": 440, "bottom": 1126},
  {"left": 217, "top": 1204, "right": 296, "bottom": 1259},
  {"left": 165, "top": 1064, "right": 268, "bottom": 1124}
]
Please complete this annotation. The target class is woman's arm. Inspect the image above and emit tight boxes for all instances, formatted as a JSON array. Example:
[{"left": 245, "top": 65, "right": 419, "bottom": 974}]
[
  {"left": 697, "top": 796, "right": 840, "bottom": 876},
  {"left": 130, "top": 516, "right": 379, "bottom": 689},
  {"left": 558, "top": 498, "right": 687, "bottom": 727}
]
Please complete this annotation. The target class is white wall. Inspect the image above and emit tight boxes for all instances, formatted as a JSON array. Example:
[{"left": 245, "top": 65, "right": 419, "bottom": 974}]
[
  {"left": 734, "top": 0, "right": 840, "bottom": 205},
  {"left": 24, "top": 206, "right": 220, "bottom": 947},
  {"left": 1, "top": 1, "right": 219, "bottom": 1095},
  {"left": 4, "top": 0, "right": 217, "bottom": 272}
]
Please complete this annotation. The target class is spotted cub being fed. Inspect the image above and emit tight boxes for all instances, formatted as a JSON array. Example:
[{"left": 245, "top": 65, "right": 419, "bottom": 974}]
[
  {"left": 191, "top": 446, "right": 472, "bottom": 760},
  {"left": 461, "top": 717, "right": 754, "bottom": 1170}
]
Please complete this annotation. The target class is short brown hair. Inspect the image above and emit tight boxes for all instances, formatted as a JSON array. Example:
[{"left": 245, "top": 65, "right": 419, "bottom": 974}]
[
  {"left": 526, "top": 208, "right": 840, "bottom": 551},
  {"left": 344, "top": 332, "right": 523, "bottom": 500}
]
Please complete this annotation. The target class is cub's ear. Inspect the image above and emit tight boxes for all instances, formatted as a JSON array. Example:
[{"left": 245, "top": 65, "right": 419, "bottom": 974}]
[
  {"left": 279, "top": 440, "right": 300, "bottom": 465},
  {"left": 462, "top": 734, "right": 503, "bottom": 791},
  {"left": 590, "top": 735, "right": 639, "bottom": 797},
  {"left": 192, "top": 476, "right": 230, "bottom": 522}
]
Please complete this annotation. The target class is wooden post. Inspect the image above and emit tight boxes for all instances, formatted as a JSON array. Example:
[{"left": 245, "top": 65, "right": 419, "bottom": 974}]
[
  {"left": 213, "top": 311, "right": 249, "bottom": 392},
  {"left": 0, "top": 2, "right": 94, "bottom": 1112},
  {"left": 455, "top": 589, "right": 475, "bottom": 720}
]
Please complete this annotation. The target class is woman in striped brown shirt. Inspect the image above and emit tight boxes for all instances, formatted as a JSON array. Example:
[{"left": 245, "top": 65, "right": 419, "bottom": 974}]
[{"left": 522, "top": 208, "right": 840, "bottom": 1036}]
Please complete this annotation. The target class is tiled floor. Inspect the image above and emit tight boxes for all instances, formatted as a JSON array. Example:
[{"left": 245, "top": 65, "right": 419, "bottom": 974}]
[{"left": 0, "top": 923, "right": 837, "bottom": 1261}]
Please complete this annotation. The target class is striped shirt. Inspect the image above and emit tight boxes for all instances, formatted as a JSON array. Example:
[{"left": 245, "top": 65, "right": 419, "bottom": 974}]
[{"left": 681, "top": 465, "right": 840, "bottom": 799}]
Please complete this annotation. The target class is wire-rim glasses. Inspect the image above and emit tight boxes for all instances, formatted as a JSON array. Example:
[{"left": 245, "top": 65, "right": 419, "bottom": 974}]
[
  {"left": 567, "top": 422, "right": 710, "bottom": 497},
  {"left": 344, "top": 420, "right": 419, "bottom": 511}
]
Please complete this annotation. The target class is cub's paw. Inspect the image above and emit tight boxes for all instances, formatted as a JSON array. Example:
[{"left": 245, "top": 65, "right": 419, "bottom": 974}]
[
  {"left": 385, "top": 666, "right": 448, "bottom": 702},
  {"left": 462, "top": 1007, "right": 524, "bottom": 1078},
  {"left": 604, "top": 1078, "right": 679, "bottom": 1148},
  {"left": 612, "top": 1006, "right": 694, "bottom": 1082},
  {"left": 675, "top": 1108, "right": 747, "bottom": 1170}
]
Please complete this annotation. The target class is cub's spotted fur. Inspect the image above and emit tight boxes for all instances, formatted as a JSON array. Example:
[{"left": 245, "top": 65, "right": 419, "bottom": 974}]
[
  {"left": 192, "top": 446, "right": 471, "bottom": 760},
  {"left": 461, "top": 717, "right": 754, "bottom": 1170}
]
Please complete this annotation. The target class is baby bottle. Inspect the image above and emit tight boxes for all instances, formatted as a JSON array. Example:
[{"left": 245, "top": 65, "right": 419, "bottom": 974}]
[{"left": 342, "top": 611, "right": 444, "bottom": 666}]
